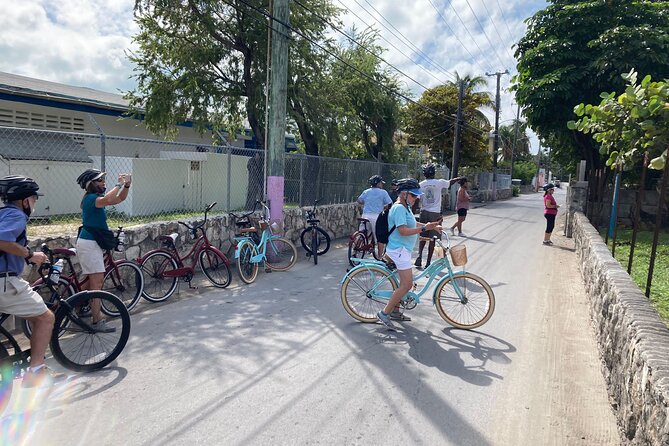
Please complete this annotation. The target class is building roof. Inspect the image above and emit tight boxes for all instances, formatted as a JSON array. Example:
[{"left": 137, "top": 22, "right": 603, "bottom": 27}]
[
  {"left": 0, "top": 127, "right": 91, "bottom": 162},
  {"left": 0, "top": 71, "right": 129, "bottom": 112}
]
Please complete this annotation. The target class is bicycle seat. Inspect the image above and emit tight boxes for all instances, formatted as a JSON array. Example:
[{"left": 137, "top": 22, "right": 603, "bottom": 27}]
[
  {"left": 239, "top": 227, "right": 257, "bottom": 234},
  {"left": 357, "top": 218, "right": 370, "bottom": 223},
  {"left": 307, "top": 219, "right": 320, "bottom": 224},
  {"left": 160, "top": 233, "right": 179, "bottom": 244},
  {"left": 53, "top": 247, "right": 77, "bottom": 257}
]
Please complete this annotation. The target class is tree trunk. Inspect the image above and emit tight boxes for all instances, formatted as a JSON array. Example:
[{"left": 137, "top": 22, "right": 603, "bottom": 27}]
[{"left": 288, "top": 97, "right": 319, "bottom": 156}]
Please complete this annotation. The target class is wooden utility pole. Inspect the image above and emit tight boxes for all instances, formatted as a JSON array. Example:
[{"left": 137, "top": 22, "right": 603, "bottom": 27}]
[
  {"left": 266, "top": 0, "right": 290, "bottom": 223},
  {"left": 486, "top": 70, "right": 508, "bottom": 201}
]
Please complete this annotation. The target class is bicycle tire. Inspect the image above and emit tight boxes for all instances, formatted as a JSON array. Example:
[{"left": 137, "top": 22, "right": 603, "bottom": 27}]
[
  {"left": 51, "top": 291, "right": 130, "bottom": 372},
  {"left": 23, "top": 278, "right": 76, "bottom": 339},
  {"left": 264, "top": 237, "right": 297, "bottom": 271},
  {"left": 101, "top": 261, "right": 144, "bottom": 316},
  {"left": 199, "top": 248, "right": 232, "bottom": 288},
  {"left": 0, "top": 327, "right": 22, "bottom": 414},
  {"left": 236, "top": 242, "right": 259, "bottom": 284},
  {"left": 300, "top": 227, "right": 331, "bottom": 256},
  {"left": 347, "top": 232, "right": 367, "bottom": 267},
  {"left": 140, "top": 251, "right": 178, "bottom": 302},
  {"left": 434, "top": 272, "right": 495, "bottom": 329},
  {"left": 341, "top": 265, "right": 398, "bottom": 323}
]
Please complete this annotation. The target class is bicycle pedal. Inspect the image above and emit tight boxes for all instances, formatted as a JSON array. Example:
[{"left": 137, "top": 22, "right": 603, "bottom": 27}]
[{"left": 265, "top": 268, "right": 272, "bottom": 273}]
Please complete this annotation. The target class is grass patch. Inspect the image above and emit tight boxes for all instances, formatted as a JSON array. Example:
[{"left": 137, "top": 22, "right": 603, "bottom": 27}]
[{"left": 602, "top": 228, "right": 669, "bottom": 324}]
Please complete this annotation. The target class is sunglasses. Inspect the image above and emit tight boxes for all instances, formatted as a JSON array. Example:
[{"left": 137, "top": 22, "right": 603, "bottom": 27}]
[{"left": 93, "top": 178, "right": 106, "bottom": 183}]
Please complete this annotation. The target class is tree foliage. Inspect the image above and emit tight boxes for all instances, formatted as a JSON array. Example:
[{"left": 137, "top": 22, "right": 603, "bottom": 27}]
[
  {"left": 405, "top": 74, "right": 492, "bottom": 169},
  {"left": 499, "top": 120, "right": 530, "bottom": 162},
  {"left": 512, "top": 0, "right": 669, "bottom": 175}
]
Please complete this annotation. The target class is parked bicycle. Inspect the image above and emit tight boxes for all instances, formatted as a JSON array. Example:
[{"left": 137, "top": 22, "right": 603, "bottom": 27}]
[
  {"left": 232, "top": 201, "right": 298, "bottom": 284},
  {"left": 347, "top": 218, "right": 379, "bottom": 267},
  {"left": 299, "top": 199, "right": 331, "bottom": 265},
  {"left": 138, "top": 202, "right": 232, "bottom": 302},
  {"left": 0, "top": 260, "right": 131, "bottom": 413},
  {"left": 341, "top": 231, "right": 495, "bottom": 329},
  {"left": 26, "top": 229, "right": 143, "bottom": 337}
]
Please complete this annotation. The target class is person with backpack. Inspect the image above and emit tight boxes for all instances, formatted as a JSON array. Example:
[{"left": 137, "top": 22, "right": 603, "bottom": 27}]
[
  {"left": 357, "top": 175, "right": 392, "bottom": 258},
  {"left": 75, "top": 168, "right": 132, "bottom": 332},
  {"left": 0, "top": 175, "right": 63, "bottom": 386},
  {"left": 415, "top": 164, "right": 462, "bottom": 269},
  {"left": 377, "top": 178, "right": 441, "bottom": 329}
]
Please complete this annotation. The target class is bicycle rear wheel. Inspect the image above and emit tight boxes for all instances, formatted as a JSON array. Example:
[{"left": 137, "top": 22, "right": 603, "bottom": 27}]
[
  {"left": 300, "top": 227, "right": 331, "bottom": 256},
  {"left": 102, "top": 261, "right": 144, "bottom": 316},
  {"left": 341, "top": 266, "right": 397, "bottom": 323},
  {"left": 199, "top": 248, "right": 232, "bottom": 288},
  {"left": 140, "top": 251, "right": 178, "bottom": 302},
  {"left": 0, "top": 328, "right": 23, "bottom": 414},
  {"left": 434, "top": 272, "right": 495, "bottom": 329},
  {"left": 264, "top": 237, "right": 297, "bottom": 271},
  {"left": 51, "top": 291, "right": 131, "bottom": 372},
  {"left": 23, "top": 278, "right": 76, "bottom": 339},
  {"left": 236, "top": 242, "right": 259, "bottom": 284},
  {"left": 347, "top": 232, "right": 367, "bottom": 267}
]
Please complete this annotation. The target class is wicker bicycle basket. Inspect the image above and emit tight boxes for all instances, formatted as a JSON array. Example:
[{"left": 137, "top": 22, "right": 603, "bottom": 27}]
[{"left": 449, "top": 244, "right": 468, "bottom": 266}]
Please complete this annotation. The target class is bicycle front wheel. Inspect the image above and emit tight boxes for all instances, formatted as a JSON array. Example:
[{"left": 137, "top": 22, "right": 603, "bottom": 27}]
[
  {"left": 237, "top": 242, "right": 259, "bottom": 284},
  {"left": 341, "top": 266, "right": 397, "bottom": 323},
  {"left": 140, "top": 251, "right": 178, "bottom": 302},
  {"left": 264, "top": 237, "right": 297, "bottom": 271},
  {"left": 199, "top": 248, "right": 232, "bottom": 288},
  {"left": 300, "top": 227, "right": 330, "bottom": 256},
  {"left": 102, "top": 261, "right": 144, "bottom": 316},
  {"left": 434, "top": 272, "right": 495, "bottom": 329},
  {"left": 347, "top": 232, "right": 367, "bottom": 267},
  {"left": 51, "top": 291, "right": 131, "bottom": 372}
]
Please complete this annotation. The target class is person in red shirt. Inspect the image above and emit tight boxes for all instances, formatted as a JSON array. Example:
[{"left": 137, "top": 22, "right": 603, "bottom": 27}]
[{"left": 543, "top": 183, "right": 559, "bottom": 245}]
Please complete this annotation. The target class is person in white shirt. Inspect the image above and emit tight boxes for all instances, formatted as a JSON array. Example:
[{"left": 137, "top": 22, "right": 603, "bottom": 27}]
[
  {"left": 415, "top": 164, "right": 461, "bottom": 268},
  {"left": 357, "top": 175, "right": 392, "bottom": 257}
]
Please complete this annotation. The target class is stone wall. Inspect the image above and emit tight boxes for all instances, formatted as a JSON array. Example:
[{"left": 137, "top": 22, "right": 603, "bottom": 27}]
[{"left": 572, "top": 212, "right": 669, "bottom": 445}]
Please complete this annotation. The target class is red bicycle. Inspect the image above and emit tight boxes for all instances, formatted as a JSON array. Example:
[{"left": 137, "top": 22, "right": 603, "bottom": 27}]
[
  {"left": 347, "top": 218, "right": 379, "bottom": 267},
  {"left": 138, "top": 202, "right": 232, "bottom": 302}
]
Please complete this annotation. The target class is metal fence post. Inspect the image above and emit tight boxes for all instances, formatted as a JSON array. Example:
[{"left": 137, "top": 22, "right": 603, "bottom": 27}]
[
  {"left": 226, "top": 146, "right": 232, "bottom": 211},
  {"left": 299, "top": 157, "right": 304, "bottom": 207},
  {"left": 645, "top": 151, "right": 669, "bottom": 297},
  {"left": 628, "top": 153, "right": 649, "bottom": 274}
]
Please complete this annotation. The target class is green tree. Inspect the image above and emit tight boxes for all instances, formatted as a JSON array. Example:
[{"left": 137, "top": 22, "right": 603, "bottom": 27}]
[
  {"left": 512, "top": 0, "right": 669, "bottom": 177},
  {"left": 499, "top": 120, "right": 530, "bottom": 162},
  {"left": 405, "top": 73, "right": 493, "bottom": 169}
]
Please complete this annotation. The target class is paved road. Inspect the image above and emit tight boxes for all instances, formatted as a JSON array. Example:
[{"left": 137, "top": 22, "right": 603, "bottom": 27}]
[{"left": 5, "top": 189, "right": 621, "bottom": 445}]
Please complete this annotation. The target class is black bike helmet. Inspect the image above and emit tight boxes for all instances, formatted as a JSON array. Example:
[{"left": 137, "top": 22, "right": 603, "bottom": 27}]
[
  {"left": 368, "top": 175, "right": 384, "bottom": 187},
  {"left": 391, "top": 179, "right": 399, "bottom": 186},
  {"left": 77, "top": 168, "right": 106, "bottom": 189},
  {"left": 543, "top": 183, "right": 555, "bottom": 192},
  {"left": 395, "top": 178, "right": 423, "bottom": 196},
  {"left": 422, "top": 163, "right": 436, "bottom": 178},
  {"left": 0, "top": 175, "right": 43, "bottom": 201}
]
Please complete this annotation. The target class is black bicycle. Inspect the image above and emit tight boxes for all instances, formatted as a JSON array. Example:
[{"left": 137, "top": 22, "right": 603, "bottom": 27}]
[
  {"left": 0, "top": 253, "right": 131, "bottom": 413},
  {"left": 299, "top": 199, "right": 331, "bottom": 265}
]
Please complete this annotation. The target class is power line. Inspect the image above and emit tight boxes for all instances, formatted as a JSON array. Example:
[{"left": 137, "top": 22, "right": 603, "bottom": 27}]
[
  {"left": 479, "top": 0, "right": 516, "bottom": 63},
  {"left": 495, "top": 0, "right": 517, "bottom": 45},
  {"left": 462, "top": 0, "right": 507, "bottom": 69}
]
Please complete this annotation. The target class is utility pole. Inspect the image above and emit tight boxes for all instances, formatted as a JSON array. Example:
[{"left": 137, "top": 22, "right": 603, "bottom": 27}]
[
  {"left": 486, "top": 69, "right": 508, "bottom": 201},
  {"left": 451, "top": 80, "right": 465, "bottom": 179},
  {"left": 511, "top": 103, "right": 520, "bottom": 180},
  {"left": 266, "top": 0, "right": 290, "bottom": 223}
]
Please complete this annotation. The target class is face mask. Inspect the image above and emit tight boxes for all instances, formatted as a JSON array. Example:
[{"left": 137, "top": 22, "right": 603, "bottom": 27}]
[{"left": 22, "top": 198, "right": 34, "bottom": 216}]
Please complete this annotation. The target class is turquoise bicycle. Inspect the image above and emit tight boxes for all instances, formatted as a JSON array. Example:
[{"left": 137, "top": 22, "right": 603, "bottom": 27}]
[
  {"left": 233, "top": 201, "right": 298, "bottom": 284},
  {"left": 340, "top": 231, "right": 495, "bottom": 329}
]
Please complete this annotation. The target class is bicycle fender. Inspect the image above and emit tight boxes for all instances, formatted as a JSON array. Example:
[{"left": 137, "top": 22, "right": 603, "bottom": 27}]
[
  {"left": 204, "top": 246, "right": 231, "bottom": 266},
  {"left": 432, "top": 270, "right": 469, "bottom": 304},
  {"left": 234, "top": 239, "right": 253, "bottom": 259}
]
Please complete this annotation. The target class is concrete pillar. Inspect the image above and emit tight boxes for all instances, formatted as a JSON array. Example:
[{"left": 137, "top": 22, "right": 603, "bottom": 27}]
[{"left": 565, "top": 181, "right": 589, "bottom": 237}]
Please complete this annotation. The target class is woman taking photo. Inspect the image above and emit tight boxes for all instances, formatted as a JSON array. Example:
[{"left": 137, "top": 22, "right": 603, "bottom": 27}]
[
  {"left": 76, "top": 168, "right": 132, "bottom": 332},
  {"left": 377, "top": 178, "right": 441, "bottom": 330}
]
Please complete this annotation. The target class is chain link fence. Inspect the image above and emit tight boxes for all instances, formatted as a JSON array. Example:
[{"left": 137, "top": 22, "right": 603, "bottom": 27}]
[{"left": 0, "top": 126, "right": 408, "bottom": 234}]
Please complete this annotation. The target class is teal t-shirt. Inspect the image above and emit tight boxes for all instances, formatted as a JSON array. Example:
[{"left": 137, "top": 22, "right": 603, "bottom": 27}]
[
  {"left": 80, "top": 193, "right": 108, "bottom": 240},
  {"left": 387, "top": 203, "right": 417, "bottom": 251}
]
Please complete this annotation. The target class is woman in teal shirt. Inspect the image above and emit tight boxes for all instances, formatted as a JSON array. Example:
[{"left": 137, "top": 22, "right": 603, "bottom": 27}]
[{"left": 378, "top": 178, "right": 441, "bottom": 330}]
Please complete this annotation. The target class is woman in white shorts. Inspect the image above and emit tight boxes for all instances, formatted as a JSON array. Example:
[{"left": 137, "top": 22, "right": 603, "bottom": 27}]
[
  {"left": 377, "top": 178, "right": 441, "bottom": 329},
  {"left": 75, "top": 169, "right": 132, "bottom": 330}
]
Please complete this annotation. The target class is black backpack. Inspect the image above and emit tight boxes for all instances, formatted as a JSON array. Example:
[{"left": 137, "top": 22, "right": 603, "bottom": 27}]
[{"left": 375, "top": 206, "right": 396, "bottom": 244}]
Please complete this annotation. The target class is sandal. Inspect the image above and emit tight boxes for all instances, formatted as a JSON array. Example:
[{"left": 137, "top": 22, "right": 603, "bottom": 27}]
[{"left": 390, "top": 311, "right": 411, "bottom": 321}]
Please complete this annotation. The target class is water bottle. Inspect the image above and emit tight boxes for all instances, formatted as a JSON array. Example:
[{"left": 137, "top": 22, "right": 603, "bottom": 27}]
[
  {"left": 116, "top": 230, "right": 126, "bottom": 252},
  {"left": 49, "top": 259, "right": 64, "bottom": 284}
]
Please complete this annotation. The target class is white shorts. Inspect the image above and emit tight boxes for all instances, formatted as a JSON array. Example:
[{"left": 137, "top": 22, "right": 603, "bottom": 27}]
[
  {"left": 76, "top": 238, "right": 105, "bottom": 274},
  {"left": 385, "top": 247, "right": 413, "bottom": 271},
  {"left": 0, "top": 276, "right": 49, "bottom": 318},
  {"left": 361, "top": 213, "right": 379, "bottom": 241}
]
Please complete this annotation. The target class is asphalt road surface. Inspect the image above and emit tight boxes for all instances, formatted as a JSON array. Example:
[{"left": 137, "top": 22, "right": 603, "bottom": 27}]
[{"left": 5, "top": 188, "right": 622, "bottom": 445}]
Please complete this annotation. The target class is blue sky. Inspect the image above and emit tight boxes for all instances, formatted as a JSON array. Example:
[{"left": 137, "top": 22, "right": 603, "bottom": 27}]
[{"left": 0, "top": 0, "right": 548, "bottom": 152}]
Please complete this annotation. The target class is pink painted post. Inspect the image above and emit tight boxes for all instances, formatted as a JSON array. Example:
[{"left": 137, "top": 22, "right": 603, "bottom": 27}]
[{"left": 267, "top": 176, "right": 284, "bottom": 225}]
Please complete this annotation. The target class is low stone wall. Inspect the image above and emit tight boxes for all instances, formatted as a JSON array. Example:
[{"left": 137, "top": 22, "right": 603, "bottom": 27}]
[
  {"left": 468, "top": 188, "right": 513, "bottom": 202},
  {"left": 572, "top": 212, "right": 669, "bottom": 445}
]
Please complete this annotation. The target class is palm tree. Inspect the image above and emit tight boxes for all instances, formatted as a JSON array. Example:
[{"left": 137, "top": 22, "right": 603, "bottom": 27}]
[{"left": 499, "top": 119, "right": 530, "bottom": 161}]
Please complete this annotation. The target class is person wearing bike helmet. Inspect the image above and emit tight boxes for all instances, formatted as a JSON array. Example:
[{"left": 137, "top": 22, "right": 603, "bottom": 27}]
[
  {"left": 377, "top": 178, "right": 441, "bottom": 330},
  {"left": 415, "top": 164, "right": 463, "bottom": 269},
  {"left": 76, "top": 168, "right": 132, "bottom": 332},
  {"left": 543, "top": 183, "right": 559, "bottom": 245},
  {"left": 389, "top": 179, "right": 400, "bottom": 202},
  {"left": 0, "top": 175, "right": 63, "bottom": 386},
  {"left": 357, "top": 175, "right": 392, "bottom": 258}
]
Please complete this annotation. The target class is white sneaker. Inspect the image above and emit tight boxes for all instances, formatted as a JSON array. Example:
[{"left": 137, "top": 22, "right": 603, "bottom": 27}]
[
  {"left": 458, "top": 232, "right": 467, "bottom": 237},
  {"left": 450, "top": 228, "right": 455, "bottom": 236}
]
